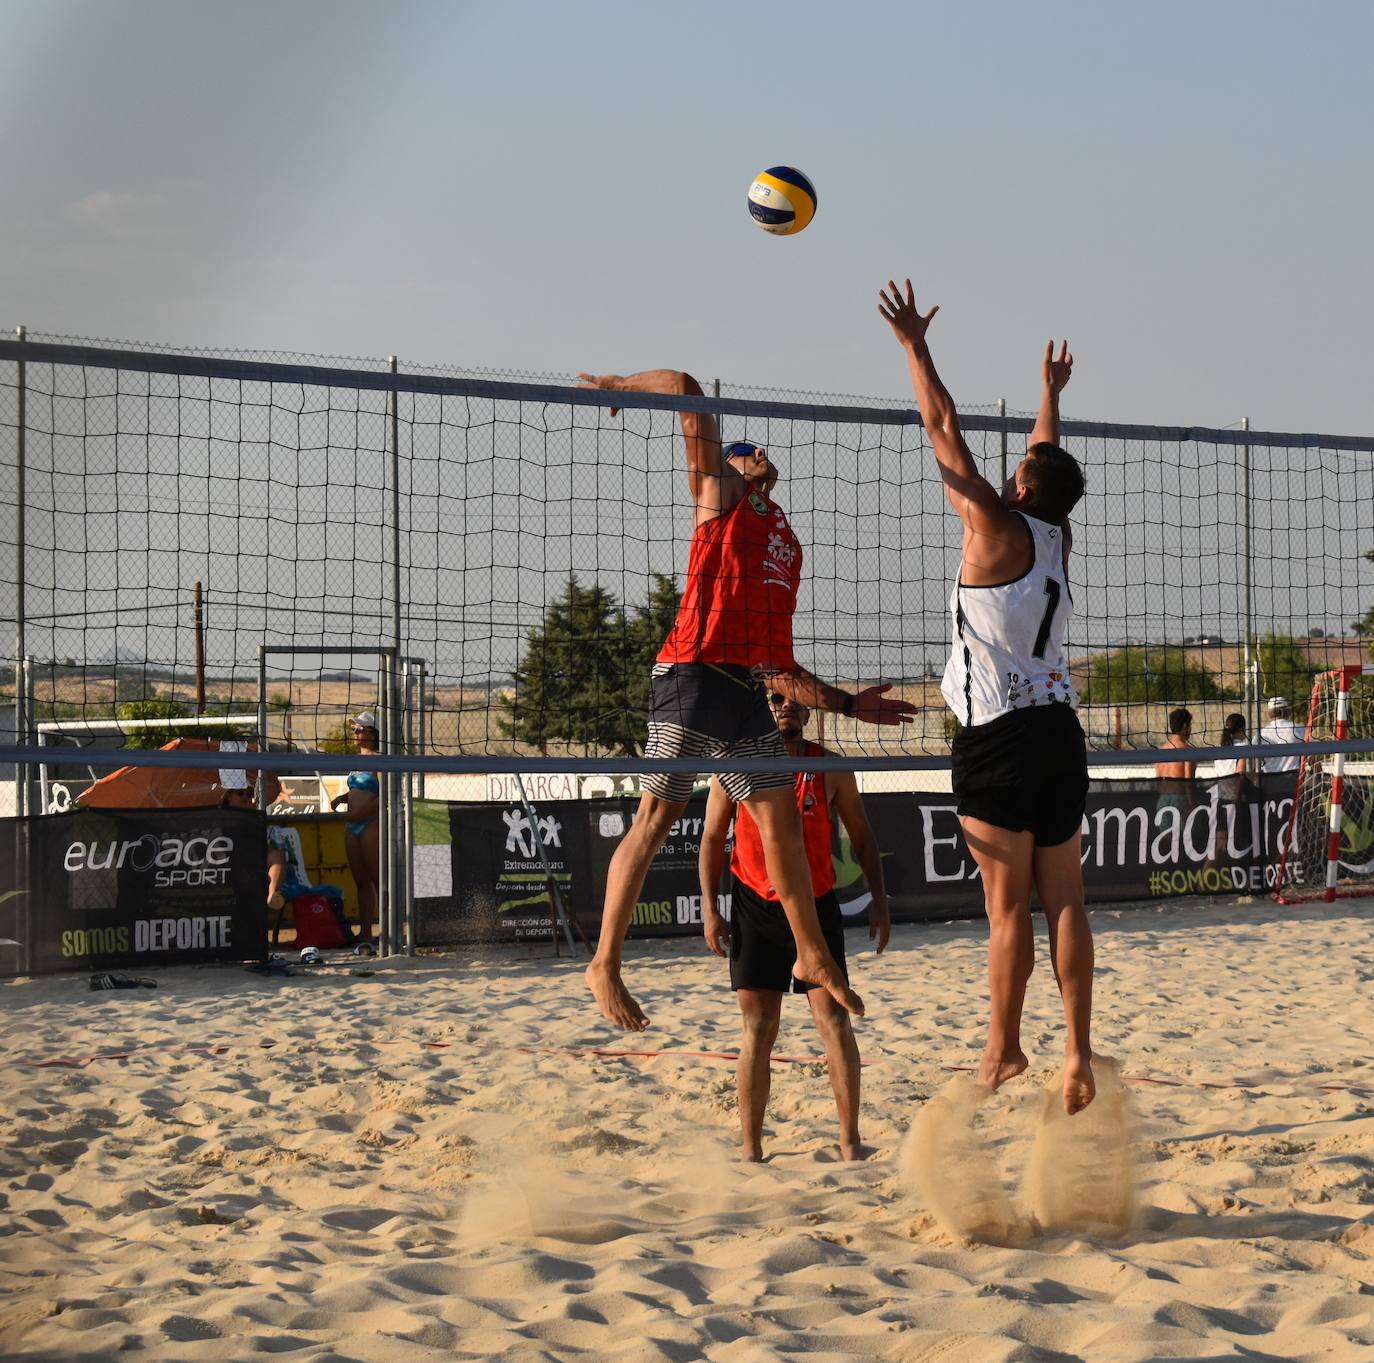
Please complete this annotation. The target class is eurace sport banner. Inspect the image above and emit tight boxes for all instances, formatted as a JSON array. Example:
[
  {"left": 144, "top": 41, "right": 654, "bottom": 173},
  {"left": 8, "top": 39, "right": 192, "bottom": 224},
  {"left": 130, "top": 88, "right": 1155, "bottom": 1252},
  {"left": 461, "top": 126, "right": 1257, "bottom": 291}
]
[
  {"left": 414, "top": 775, "right": 1305, "bottom": 947},
  {"left": 0, "top": 808, "right": 267, "bottom": 976}
]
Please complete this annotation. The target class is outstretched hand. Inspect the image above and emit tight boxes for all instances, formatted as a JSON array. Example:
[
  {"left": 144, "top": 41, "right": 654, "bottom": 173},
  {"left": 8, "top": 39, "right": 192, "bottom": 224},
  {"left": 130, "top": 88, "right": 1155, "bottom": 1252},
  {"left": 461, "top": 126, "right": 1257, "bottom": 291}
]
[
  {"left": 877, "top": 278, "right": 939, "bottom": 350},
  {"left": 1043, "top": 340, "right": 1073, "bottom": 394},
  {"left": 577, "top": 372, "right": 627, "bottom": 418},
  {"left": 851, "top": 683, "right": 917, "bottom": 727}
]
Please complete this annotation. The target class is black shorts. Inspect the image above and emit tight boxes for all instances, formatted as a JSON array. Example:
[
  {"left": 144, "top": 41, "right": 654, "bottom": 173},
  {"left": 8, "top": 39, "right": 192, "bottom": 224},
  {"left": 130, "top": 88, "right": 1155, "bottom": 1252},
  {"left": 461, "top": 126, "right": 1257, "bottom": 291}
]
[
  {"left": 642, "top": 663, "right": 791, "bottom": 804},
  {"left": 950, "top": 702, "right": 1088, "bottom": 846},
  {"left": 728, "top": 877, "right": 848, "bottom": 994}
]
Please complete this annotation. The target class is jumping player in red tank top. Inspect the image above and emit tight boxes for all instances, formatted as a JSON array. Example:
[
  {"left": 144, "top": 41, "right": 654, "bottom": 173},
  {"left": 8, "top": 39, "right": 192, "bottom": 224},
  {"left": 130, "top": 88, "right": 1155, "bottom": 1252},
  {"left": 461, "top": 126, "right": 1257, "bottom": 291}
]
[
  {"left": 699, "top": 692, "right": 890, "bottom": 1162},
  {"left": 576, "top": 366, "right": 915, "bottom": 1033}
]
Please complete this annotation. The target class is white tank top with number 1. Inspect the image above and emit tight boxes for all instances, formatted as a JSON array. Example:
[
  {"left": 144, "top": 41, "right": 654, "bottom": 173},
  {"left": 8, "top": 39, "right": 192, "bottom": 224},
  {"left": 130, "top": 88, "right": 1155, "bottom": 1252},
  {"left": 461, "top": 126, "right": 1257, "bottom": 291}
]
[{"left": 941, "top": 511, "right": 1078, "bottom": 729}]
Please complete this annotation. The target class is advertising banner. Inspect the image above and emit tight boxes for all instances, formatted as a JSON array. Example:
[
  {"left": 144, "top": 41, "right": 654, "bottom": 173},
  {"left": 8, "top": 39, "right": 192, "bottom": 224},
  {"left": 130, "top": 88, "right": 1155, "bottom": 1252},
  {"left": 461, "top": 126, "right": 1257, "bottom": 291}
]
[
  {"left": 420, "top": 775, "right": 1304, "bottom": 947},
  {"left": 0, "top": 807, "right": 268, "bottom": 977},
  {"left": 415, "top": 800, "right": 592, "bottom": 946},
  {"left": 586, "top": 797, "right": 719, "bottom": 938},
  {"left": 909, "top": 774, "right": 1300, "bottom": 905}
]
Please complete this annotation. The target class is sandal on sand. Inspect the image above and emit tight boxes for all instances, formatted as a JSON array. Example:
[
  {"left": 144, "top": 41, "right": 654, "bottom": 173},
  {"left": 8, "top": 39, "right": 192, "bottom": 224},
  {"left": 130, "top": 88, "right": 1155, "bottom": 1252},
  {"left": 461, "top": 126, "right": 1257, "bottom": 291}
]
[
  {"left": 245, "top": 955, "right": 296, "bottom": 978},
  {"left": 89, "top": 973, "right": 157, "bottom": 991}
]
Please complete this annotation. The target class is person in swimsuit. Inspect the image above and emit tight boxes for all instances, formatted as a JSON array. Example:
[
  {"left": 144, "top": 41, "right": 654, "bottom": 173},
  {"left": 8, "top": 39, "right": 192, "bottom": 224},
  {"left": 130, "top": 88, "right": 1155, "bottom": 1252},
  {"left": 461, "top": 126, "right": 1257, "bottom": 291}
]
[
  {"left": 879, "top": 277, "right": 1095, "bottom": 1115},
  {"left": 700, "top": 691, "right": 890, "bottom": 1161},
  {"left": 576, "top": 366, "right": 916, "bottom": 1032},
  {"left": 330, "top": 709, "right": 381, "bottom": 946}
]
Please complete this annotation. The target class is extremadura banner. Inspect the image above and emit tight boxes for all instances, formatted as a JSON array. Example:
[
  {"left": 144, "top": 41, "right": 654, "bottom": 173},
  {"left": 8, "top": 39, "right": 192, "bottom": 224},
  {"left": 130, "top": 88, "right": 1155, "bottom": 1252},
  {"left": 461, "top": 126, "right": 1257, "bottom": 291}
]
[{"left": 415, "top": 775, "right": 1307, "bottom": 947}]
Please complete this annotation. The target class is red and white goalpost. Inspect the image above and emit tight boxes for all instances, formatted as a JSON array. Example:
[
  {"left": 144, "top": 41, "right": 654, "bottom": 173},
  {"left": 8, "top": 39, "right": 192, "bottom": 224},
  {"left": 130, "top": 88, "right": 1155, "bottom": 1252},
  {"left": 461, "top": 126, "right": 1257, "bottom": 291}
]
[{"left": 1274, "top": 665, "right": 1372, "bottom": 904}]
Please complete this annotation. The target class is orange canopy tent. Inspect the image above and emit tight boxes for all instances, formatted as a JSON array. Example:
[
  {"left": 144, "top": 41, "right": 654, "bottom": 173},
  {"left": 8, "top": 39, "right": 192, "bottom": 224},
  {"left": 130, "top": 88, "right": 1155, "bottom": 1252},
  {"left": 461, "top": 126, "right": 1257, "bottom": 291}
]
[{"left": 78, "top": 738, "right": 258, "bottom": 810}]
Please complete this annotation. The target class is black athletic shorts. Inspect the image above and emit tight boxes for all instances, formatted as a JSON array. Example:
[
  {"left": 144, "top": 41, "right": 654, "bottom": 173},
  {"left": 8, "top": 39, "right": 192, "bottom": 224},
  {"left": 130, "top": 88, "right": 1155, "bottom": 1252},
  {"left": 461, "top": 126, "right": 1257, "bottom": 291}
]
[
  {"left": 728, "top": 877, "right": 848, "bottom": 994},
  {"left": 950, "top": 702, "right": 1088, "bottom": 846},
  {"left": 642, "top": 663, "right": 791, "bottom": 804}
]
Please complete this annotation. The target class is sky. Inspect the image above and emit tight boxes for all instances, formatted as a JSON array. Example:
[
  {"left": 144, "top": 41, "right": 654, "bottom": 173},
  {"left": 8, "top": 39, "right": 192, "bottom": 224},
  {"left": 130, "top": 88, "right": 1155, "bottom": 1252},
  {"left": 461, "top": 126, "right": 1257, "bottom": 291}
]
[{"left": 3, "top": 0, "right": 1374, "bottom": 436}]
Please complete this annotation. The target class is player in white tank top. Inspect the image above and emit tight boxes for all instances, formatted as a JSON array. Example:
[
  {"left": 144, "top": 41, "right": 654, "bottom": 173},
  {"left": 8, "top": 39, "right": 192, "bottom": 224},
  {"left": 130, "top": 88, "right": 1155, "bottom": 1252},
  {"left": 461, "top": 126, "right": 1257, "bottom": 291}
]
[
  {"left": 942, "top": 511, "right": 1078, "bottom": 728},
  {"left": 879, "top": 276, "right": 1097, "bottom": 1117}
]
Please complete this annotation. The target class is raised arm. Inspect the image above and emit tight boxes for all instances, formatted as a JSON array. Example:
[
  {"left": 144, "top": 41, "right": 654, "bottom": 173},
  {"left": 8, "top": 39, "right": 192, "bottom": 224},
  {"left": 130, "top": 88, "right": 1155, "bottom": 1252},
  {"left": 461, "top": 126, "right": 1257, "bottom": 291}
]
[
  {"left": 699, "top": 777, "right": 735, "bottom": 957},
  {"left": 1029, "top": 340, "right": 1073, "bottom": 449},
  {"left": 877, "top": 279, "right": 1009, "bottom": 537},
  {"left": 577, "top": 368, "right": 742, "bottom": 518},
  {"left": 764, "top": 664, "right": 917, "bottom": 727}
]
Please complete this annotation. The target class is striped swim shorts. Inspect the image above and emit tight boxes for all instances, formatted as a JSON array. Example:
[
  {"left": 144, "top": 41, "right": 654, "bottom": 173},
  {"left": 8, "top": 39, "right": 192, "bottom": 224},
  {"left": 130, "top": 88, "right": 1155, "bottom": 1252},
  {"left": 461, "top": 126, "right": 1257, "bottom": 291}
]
[{"left": 642, "top": 663, "right": 792, "bottom": 804}]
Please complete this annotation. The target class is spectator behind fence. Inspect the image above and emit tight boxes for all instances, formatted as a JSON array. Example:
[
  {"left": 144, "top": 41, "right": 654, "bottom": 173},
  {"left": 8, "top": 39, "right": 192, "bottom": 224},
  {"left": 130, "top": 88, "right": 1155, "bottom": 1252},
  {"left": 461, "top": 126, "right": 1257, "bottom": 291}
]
[
  {"left": 329, "top": 711, "right": 381, "bottom": 948},
  {"left": 1260, "top": 696, "right": 1305, "bottom": 774},
  {"left": 218, "top": 769, "right": 284, "bottom": 910},
  {"left": 1155, "top": 707, "right": 1196, "bottom": 815},
  {"left": 262, "top": 774, "right": 349, "bottom": 933},
  {"left": 220, "top": 768, "right": 349, "bottom": 942},
  {"left": 1210, "top": 713, "right": 1251, "bottom": 868}
]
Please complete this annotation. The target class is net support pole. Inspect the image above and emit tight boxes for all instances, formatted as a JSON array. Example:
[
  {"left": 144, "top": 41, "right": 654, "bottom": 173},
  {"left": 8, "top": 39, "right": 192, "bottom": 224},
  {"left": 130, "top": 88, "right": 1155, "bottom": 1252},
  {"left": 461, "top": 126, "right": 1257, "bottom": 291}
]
[
  {"left": 1241, "top": 417, "right": 1256, "bottom": 742},
  {"left": 12, "top": 326, "right": 25, "bottom": 820},
  {"left": 193, "top": 581, "right": 205, "bottom": 716},
  {"left": 1324, "top": 666, "right": 1357, "bottom": 902},
  {"left": 398, "top": 651, "right": 417, "bottom": 950},
  {"left": 256, "top": 646, "right": 268, "bottom": 808},
  {"left": 377, "top": 658, "right": 392, "bottom": 957},
  {"left": 416, "top": 661, "right": 427, "bottom": 800},
  {"left": 386, "top": 357, "right": 404, "bottom": 955}
]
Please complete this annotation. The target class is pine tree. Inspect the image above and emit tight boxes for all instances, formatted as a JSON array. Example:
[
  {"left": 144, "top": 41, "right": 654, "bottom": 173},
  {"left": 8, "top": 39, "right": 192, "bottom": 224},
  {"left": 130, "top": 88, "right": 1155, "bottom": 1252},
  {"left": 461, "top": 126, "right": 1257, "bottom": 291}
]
[
  {"left": 499, "top": 577, "right": 638, "bottom": 755},
  {"left": 622, "top": 574, "right": 682, "bottom": 731}
]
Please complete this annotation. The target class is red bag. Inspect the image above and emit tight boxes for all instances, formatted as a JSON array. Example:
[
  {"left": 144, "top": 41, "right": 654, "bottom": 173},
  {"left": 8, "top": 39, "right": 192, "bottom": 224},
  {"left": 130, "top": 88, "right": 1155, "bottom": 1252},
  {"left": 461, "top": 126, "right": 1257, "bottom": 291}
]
[{"left": 291, "top": 892, "right": 348, "bottom": 949}]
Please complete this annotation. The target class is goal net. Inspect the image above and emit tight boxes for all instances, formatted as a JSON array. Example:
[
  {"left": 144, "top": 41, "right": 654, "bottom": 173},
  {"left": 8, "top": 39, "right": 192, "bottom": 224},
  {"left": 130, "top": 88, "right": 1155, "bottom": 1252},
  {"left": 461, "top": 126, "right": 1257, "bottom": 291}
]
[{"left": 1274, "top": 666, "right": 1374, "bottom": 903}]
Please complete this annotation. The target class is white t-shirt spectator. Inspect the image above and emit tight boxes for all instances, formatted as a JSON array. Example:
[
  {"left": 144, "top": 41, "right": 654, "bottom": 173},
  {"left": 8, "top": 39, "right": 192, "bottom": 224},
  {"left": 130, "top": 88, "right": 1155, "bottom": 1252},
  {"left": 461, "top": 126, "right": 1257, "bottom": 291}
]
[{"left": 1260, "top": 716, "right": 1304, "bottom": 772}]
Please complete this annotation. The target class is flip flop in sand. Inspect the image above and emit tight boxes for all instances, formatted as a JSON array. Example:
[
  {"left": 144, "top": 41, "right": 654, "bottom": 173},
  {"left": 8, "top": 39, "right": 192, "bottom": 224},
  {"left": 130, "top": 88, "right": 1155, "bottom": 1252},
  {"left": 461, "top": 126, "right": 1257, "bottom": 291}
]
[
  {"left": 245, "top": 955, "right": 296, "bottom": 978},
  {"left": 89, "top": 973, "right": 157, "bottom": 991}
]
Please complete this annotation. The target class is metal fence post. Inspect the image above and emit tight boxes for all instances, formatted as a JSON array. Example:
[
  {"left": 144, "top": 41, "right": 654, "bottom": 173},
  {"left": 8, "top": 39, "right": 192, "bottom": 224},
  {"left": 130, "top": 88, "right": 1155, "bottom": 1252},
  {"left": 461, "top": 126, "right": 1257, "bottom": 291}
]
[
  {"left": 13, "top": 326, "right": 25, "bottom": 819},
  {"left": 1241, "top": 417, "right": 1255, "bottom": 740},
  {"left": 385, "top": 361, "right": 404, "bottom": 955},
  {"left": 998, "top": 397, "right": 1007, "bottom": 488}
]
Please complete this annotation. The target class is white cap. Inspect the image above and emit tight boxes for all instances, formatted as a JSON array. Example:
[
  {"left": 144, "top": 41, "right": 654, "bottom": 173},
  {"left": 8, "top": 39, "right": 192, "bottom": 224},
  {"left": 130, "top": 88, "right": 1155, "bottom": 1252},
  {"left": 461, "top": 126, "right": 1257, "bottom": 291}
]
[
  {"left": 354, "top": 710, "right": 378, "bottom": 728},
  {"left": 1266, "top": 696, "right": 1288, "bottom": 710}
]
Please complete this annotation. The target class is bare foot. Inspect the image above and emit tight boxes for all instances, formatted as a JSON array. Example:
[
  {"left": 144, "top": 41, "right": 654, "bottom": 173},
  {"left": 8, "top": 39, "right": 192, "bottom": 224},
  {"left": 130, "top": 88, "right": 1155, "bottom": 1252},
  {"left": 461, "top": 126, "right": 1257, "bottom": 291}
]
[
  {"left": 839, "top": 1138, "right": 869, "bottom": 1161},
  {"left": 742, "top": 1143, "right": 765, "bottom": 1163},
  {"left": 1063, "top": 1052, "right": 1096, "bottom": 1114},
  {"left": 793, "top": 954, "right": 865, "bottom": 1019},
  {"left": 584, "top": 959, "right": 648, "bottom": 1031},
  {"left": 977, "top": 1048, "right": 1029, "bottom": 1091}
]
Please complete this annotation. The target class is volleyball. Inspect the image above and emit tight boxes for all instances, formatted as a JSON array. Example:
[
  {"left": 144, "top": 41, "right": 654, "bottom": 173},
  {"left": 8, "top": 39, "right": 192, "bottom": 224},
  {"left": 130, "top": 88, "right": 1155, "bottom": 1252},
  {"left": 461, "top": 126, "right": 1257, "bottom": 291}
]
[{"left": 747, "top": 166, "right": 817, "bottom": 236}]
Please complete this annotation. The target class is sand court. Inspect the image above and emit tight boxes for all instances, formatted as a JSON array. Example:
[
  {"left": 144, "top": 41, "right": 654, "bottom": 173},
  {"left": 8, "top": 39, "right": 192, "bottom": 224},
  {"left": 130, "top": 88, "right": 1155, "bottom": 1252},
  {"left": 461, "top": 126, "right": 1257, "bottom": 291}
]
[{"left": 2, "top": 897, "right": 1372, "bottom": 1361}]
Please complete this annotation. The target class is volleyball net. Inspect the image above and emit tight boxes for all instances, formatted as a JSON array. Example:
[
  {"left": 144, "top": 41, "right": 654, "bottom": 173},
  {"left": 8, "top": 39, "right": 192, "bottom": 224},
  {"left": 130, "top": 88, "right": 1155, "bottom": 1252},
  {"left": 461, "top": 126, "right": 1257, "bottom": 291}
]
[{"left": 1, "top": 333, "right": 1372, "bottom": 783}]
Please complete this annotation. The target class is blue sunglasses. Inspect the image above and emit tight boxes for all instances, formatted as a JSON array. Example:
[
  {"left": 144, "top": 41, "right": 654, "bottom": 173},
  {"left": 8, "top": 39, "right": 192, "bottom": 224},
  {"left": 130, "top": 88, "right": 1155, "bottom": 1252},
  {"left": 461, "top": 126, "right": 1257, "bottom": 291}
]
[{"left": 724, "top": 441, "right": 764, "bottom": 460}]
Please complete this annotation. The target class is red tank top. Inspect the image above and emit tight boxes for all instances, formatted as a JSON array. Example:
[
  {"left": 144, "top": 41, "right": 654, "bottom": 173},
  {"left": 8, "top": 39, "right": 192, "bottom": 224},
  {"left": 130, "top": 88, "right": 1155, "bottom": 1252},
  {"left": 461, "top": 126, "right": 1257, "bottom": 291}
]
[
  {"left": 730, "top": 742, "right": 836, "bottom": 901},
  {"left": 657, "top": 491, "right": 801, "bottom": 669}
]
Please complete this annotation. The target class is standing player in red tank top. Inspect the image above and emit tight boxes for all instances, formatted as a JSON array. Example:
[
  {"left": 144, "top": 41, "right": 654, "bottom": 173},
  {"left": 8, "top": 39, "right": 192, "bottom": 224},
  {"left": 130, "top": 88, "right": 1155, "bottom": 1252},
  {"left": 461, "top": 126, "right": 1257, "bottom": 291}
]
[
  {"left": 577, "top": 367, "right": 915, "bottom": 1033},
  {"left": 699, "top": 691, "right": 890, "bottom": 1162}
]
